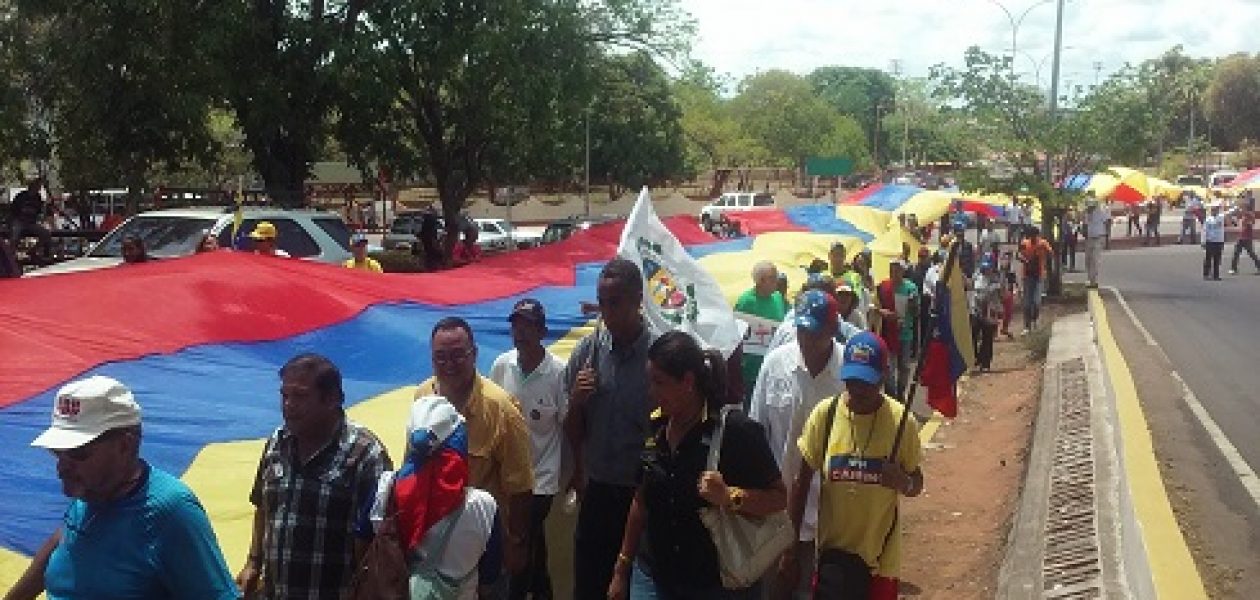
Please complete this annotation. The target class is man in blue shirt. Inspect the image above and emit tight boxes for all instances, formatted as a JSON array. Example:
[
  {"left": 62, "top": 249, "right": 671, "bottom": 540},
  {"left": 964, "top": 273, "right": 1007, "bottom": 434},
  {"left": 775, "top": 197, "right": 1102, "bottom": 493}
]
[{"left": 7, "top": 375, "right": 238, "bottom": 600}]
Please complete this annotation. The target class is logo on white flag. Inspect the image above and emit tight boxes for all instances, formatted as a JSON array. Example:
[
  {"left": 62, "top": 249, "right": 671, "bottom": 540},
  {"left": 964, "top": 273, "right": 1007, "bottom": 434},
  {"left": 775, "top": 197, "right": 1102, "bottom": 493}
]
[{"left": 637, "top": 237, "right": 699, "bottom": 326}]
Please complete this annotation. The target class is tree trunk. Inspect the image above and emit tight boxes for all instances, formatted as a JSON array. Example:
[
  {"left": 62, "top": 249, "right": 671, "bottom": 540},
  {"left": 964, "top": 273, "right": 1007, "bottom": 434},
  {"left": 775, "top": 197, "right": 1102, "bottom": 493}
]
[{"left": 1044, "top": 204, "right": 1064, "bottom": 297}]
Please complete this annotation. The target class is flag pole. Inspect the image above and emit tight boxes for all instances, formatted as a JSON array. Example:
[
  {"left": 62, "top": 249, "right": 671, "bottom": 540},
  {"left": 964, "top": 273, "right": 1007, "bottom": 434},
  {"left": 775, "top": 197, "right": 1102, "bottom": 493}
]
[{"left": 889, "top": 237, "right": 961, "bottom": 461}]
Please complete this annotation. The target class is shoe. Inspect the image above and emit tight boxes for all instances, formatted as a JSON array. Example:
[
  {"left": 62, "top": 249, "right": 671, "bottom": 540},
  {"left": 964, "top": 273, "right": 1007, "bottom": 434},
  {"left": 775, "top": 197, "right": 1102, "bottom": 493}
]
[
  {"left": 1230, "top": 269, "right": 1237, "bottom": 275},
  {"left": 1020, "top": 329, "right": 1029, "bottom": 336},
  {"left": 1213, "top": 276, "right": 1222, "bottom": 281}
]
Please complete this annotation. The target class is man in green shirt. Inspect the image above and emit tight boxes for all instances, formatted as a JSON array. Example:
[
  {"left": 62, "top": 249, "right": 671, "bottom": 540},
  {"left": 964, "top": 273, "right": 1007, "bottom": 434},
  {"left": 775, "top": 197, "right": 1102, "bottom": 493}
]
[{"left": 734, "top": 260, "right": 788, "bottom": 406}]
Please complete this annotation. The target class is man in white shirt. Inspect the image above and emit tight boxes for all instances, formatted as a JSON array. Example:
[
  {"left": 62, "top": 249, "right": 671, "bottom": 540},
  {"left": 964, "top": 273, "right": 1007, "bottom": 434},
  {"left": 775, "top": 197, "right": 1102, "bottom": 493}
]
[
  {"left": 488, "top": 298, "right": 567, "bottom": 600},
  {"left": 749, "top": 290, "right": 845, "bottom": 600},
  {"left": 1084, "top": 196, "right": 1108, "bottom": 288},
  {"left": 1203, "top": 203, "right": 1227, "bottom": 281}
]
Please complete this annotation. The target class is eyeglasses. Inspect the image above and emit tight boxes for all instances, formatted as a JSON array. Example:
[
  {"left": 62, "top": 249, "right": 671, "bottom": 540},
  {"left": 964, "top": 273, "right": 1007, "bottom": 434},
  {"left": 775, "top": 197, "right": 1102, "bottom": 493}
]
[{"left": 432, "top": 348, "right": 473, "bottom": 366}]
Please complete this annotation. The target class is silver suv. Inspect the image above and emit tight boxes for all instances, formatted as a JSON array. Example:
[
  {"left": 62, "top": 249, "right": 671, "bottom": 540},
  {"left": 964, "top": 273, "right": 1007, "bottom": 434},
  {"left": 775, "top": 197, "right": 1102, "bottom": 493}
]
[{"left": 30, "top": 207, "right": 353, "bottom": 276}]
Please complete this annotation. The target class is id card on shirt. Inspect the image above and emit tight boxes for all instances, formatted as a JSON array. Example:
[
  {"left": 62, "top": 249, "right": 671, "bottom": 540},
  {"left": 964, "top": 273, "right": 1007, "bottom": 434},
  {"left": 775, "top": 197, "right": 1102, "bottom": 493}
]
[{"left": 827, "top": 454, "right": 884, "bottom": 485}]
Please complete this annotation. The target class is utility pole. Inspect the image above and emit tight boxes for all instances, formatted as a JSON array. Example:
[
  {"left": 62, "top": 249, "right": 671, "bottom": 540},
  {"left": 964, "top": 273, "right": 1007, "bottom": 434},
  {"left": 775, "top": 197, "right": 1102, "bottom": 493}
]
[
  {"left": 1046, "top": 0, "right": 1066, "bottom": 297},
  {"left": 583, "top": 107, "right": 591, "bottom": 216},
  {"left": 891, "top": 59, "right": 908, "bottom": 169}
]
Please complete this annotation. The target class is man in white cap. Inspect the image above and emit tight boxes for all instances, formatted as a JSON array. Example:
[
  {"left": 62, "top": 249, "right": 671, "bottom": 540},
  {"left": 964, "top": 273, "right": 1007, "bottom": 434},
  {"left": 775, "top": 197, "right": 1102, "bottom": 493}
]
[{"left": 7, "top": 376, "right": 238, "bottom": 600}]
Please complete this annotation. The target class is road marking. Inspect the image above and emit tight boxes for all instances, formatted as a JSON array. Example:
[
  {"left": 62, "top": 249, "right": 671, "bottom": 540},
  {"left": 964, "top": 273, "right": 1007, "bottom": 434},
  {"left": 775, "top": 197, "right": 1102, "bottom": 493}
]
[
  {"left": 1103, "top": 285, "right": 1158, "bottom": 347},
  {"left": 1090, "top": 290, "right": 1209, "bottom": 599},
  {"left": 1106, "top": 287, "right": 1260, "bottom": 510}
]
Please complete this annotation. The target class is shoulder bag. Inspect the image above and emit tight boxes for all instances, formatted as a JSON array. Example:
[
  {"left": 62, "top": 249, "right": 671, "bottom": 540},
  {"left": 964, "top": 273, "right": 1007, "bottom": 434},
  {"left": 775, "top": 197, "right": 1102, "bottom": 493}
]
[
  {"left": 350, "top": 476, "right": 409, "bottom": 600},
  {"left": 699, "top": 405, "right": 796, "bottom": 590}
]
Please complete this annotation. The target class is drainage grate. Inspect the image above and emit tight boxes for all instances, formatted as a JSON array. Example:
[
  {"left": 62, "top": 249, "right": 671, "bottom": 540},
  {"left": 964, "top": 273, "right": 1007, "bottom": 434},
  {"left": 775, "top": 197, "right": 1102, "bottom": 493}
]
[{"left": 1042, "top": 357, "right": 1105, "bottom": 599}]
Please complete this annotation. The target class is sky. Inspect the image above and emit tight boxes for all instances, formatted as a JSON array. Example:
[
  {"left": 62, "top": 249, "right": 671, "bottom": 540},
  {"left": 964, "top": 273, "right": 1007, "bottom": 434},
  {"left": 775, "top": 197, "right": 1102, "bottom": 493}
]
[{"left": 680, "top": 0, "right": 1260, "bottom": 90}]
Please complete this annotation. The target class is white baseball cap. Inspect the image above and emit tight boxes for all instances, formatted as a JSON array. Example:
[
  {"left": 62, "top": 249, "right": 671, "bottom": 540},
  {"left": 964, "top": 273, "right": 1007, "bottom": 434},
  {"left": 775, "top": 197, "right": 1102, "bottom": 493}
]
[
  {"left": 408, "top": 395, "right": 465, "bottom": 451},
  {"left": 31, "top": 376, "right": 142, "bottom": 450}
]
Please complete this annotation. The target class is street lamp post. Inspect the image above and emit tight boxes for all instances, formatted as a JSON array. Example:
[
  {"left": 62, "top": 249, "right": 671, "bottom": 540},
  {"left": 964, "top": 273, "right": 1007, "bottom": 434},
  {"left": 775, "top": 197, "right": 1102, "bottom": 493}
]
[{"left": 987, "top": 0, "right": 1055, "bottom": 77}]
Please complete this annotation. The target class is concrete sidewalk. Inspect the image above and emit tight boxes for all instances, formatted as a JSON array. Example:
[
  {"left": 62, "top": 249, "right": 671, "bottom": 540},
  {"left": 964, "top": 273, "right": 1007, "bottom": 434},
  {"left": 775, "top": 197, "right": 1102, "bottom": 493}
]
[{"left": 998, "top": 298, "right": 1208, "bottom": 599}]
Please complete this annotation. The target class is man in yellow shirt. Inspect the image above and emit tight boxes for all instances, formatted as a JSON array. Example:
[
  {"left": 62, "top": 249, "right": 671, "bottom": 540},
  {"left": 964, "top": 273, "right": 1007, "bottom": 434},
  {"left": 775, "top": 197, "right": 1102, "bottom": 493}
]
[
  {"left": 787, "top": 331, "right": 924, "bottom": 600},
  {"left": 415, "top": 317, "right": 534, "bottom": 580},
  {"left": 343, "top": 233, "right": 383, "bottom": 272}
]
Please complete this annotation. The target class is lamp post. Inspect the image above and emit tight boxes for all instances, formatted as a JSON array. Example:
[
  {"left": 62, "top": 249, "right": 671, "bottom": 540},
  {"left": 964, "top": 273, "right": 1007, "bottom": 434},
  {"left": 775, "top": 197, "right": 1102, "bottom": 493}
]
[{"left": 986, "top": 0, "right": 1055, "bottom": 77}]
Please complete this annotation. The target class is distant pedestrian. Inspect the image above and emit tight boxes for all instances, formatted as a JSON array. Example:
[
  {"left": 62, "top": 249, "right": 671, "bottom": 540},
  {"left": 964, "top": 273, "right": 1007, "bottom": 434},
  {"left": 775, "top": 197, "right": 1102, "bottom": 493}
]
[
  {"left": 1179, "top": 193, "right": 1201, "bottom": 244},
  {"left": 1203, "top": 203, "right": 1226, "bottom": 281},
  {"left": 735, "top": 261, "right": 789, "bottom": 405},
  {"left": 1126, "top": 204, "right": 1143, "bottom": 238},
  {"left": 998, "top": 250, "right": 1018, "bottom": 338},
  {"left": 196, "top": 232, "right": 220, "bottom": 253},
  {"left": 121, "top": 235, "right": 150, "bottom": 264},
  {"left": 343, "top": 232, "right": 383, "bottom": 272},
  {"left": 1017, "top": 227, "right": 1052, "bottom": 333},
  {"left": 874, "top": 259, "right": 918, "bottom": 399},
  {"left": 1059, "top": 210, "right": 1078, "bottom": 272},
  {"left": 1084, "top": 198, "right": 1107, "bottom": 288},
  {"left": 1229, "top": 197, "right": 1260, "bottom": 275},
  {"left": 248, "top": 221, "right": 290, "bottom": 257},
  {"left": 8, "top": 178, "right": 52, "bottom": 260},
  {"left": 970, "top": 259, "right": 1002, "bottom": 372},
  {"left": 1144, "top": 199, "right": 1161, "bottom": 246},
  {"left": 452, "top": 225, "right": 483, "bottom": 266}
]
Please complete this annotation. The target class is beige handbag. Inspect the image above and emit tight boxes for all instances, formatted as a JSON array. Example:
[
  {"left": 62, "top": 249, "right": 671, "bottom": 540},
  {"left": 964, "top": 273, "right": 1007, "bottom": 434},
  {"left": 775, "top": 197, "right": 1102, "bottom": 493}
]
[{"left": 698, "top": 405, "right": 796, "bottom": 589}]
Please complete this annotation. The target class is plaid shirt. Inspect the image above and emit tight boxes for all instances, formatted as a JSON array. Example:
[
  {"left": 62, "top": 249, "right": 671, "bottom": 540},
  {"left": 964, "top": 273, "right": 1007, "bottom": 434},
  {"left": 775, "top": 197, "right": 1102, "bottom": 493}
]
[{"left": 250, "top": 417, "right": 392, "bottom": 600}]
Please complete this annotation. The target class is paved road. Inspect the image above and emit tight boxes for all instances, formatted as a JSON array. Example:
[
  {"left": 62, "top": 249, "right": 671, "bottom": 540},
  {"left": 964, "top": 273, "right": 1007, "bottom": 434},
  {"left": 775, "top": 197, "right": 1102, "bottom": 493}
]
[
  {"left": 1075, "top": 242, "right": 1260, "bottom": 596},
  {"left": 1085, "top": 242, "right": 1260, "bottom": 472}
]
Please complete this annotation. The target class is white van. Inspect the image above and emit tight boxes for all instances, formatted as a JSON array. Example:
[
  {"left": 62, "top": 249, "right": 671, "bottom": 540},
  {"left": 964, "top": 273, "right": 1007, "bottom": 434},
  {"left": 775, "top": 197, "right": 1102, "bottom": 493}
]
[
  {"left": 1208, "top": 170, "right": 1239, "bottom": 190},
  {"left": 699, "top": 191, "right": 776, "bottom": 225}
]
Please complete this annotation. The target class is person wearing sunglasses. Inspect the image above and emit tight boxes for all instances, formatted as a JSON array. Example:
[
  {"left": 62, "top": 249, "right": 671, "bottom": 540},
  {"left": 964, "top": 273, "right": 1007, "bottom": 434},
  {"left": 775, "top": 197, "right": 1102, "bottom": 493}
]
[{"left": 7, "top": 376, "right": 237, "bottom": 600}]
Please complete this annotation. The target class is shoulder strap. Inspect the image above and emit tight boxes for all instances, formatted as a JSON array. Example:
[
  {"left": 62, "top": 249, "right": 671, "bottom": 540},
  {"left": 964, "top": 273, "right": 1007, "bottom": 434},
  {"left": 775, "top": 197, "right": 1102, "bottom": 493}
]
[
  {"left": 705, "top": 405, "right": 737, "bottom": 472},
  {"left": 816, "top": 395, "right": 840, "bottom": 488}
]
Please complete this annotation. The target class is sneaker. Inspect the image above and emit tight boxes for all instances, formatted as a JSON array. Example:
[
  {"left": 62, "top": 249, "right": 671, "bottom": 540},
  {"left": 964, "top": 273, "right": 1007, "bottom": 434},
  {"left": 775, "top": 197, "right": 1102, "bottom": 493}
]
[
  {"left": 1020, "top": 328, "right": 1030, "bottom": 336},
  {"left": 1230, "top": 269, "right": 1238, "bottom": 275}
]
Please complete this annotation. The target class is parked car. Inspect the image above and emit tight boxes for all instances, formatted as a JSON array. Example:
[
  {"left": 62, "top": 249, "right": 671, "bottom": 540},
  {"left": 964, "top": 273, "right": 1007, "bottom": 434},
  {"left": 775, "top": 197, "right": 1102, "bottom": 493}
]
[
  {"left": 698, "top": 192, "right": 775, "bottom": 227},
  {"left": 540, "top": 215, "right": 623, "bottom": 245},
  {"left": 474, "top": 218, "right": 541, "bottom": 250},
  {"left": 29, "top": 207, "right": 353, "bottom": 276}
]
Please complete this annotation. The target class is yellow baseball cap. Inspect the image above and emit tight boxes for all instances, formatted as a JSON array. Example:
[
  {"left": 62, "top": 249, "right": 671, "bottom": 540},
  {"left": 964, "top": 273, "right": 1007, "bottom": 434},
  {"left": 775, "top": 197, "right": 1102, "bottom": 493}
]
[{"left": 249, "top": 221, "right": 278, "bottom": 240}]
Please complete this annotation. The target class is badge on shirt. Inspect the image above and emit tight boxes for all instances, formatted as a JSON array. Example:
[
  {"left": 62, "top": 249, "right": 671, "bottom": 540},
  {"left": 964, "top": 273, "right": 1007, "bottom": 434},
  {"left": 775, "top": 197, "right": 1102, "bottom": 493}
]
[{"left": 827, "top": 454, "right": 883, "bottom": 485}]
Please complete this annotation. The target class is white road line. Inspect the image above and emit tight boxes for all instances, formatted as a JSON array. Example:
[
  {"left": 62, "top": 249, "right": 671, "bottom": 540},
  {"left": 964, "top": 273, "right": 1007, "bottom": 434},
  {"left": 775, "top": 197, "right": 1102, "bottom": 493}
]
[
  {"left": 1107, "top": 286, "right": 1260, "bottom": 510},
  {"left": 1103, "top": 285, "right": 1157, "bottom": 347}
]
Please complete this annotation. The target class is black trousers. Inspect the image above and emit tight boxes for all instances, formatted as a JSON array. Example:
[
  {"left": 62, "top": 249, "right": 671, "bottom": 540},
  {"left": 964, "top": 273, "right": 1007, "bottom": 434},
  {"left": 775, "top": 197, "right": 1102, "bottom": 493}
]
[
  {"left": 1204, "top": 242, "right": 1224, "bottom": 279},
  {"left": 573, "top": 480, "right": 636, "bottom": 600},
  {"left": 510, "top": 494, "right": 555, "bottom": 600},
  {"left": 1232, "top": 239, "right": 1260, "bottom": 272},
  {"left": 974, "top": 318, "right": 996, "bottom": 369},
  {"left": 1060, "top": 236, "right": 1076, "bottom": 270}
]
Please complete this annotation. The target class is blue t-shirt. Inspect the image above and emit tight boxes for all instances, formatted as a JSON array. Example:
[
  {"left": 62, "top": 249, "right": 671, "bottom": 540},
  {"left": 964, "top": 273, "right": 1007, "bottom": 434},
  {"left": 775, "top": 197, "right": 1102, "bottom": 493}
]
[{"left": 45, "top": 462, "right": 238, "bottom": 600}]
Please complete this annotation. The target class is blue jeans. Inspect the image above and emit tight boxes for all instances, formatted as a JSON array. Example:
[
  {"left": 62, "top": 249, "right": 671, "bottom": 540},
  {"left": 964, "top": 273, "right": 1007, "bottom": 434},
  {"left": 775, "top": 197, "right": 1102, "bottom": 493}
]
[
  {"left": 630, "top": 562, "right": 762, "bottom": 600},
  {"left": 1022, "top": 276, "right": 1042, "bottom": 329}
]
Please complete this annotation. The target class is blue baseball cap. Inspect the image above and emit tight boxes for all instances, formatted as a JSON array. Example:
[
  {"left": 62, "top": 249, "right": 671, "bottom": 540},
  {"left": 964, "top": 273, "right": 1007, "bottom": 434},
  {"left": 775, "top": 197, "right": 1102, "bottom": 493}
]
[
  {"left": 793, "top": 290, "right": 838, "bottom": 333},
  {"left": 840, "top": 331, "right": 888, "bottom": 384},
  {"left": 350, "top": 232, "right": 369, "bottom": 245}
]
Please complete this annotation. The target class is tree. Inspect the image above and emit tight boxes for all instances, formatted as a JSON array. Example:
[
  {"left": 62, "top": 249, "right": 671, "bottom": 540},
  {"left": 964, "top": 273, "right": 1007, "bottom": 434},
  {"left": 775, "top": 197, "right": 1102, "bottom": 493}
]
[
  {"left": 0, "top": 3, "right": 43, "bottom": 178},
  {"left": 674, "top": 62, "right": 766, "bottom": 195},
  {"left": 17, "top": 0, "right": 220, "bottom": 211},
  {"left": 336, "top": 0, "right": 692, "bottom": 242},
  {"left": 808, "top": 66, "right": 897, "bottom": 164},
  {"left": 216, "top": 0, "right": 371, "bottom": 206},
  {"left": 1205, "top": 53, "right": 1260, "bottom": 150},
  {"left": 731, "top": 70, "right": 870, "bottom": 179},
  {"left": 589, "top": 52, "right": 687, "bottom": 200},
  {"left": 879, "top": 78, "right": 981, "bottom": 167}
]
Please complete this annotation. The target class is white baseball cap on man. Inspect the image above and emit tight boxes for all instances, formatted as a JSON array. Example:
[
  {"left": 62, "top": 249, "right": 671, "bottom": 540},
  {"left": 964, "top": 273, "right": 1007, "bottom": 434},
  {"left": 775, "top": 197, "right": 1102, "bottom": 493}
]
[{"left": 31, "top": 376, "right": 141, "bottom": 450}]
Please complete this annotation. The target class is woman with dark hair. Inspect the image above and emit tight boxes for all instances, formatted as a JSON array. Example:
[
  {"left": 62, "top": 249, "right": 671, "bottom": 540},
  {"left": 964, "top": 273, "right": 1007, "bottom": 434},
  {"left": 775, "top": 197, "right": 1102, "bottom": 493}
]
[
  {"left": 608, "top": 331, "right": 785, "bottom": 600},
  {"left": 121, "top": 235, "right": 149, "bottom": 264}
]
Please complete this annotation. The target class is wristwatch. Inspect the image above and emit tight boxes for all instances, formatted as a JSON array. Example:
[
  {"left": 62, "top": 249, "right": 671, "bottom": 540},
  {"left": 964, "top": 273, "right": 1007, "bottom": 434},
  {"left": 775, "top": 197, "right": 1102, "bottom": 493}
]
[{"left": 728, "top": 487, "right": 747, "bottom": 511}]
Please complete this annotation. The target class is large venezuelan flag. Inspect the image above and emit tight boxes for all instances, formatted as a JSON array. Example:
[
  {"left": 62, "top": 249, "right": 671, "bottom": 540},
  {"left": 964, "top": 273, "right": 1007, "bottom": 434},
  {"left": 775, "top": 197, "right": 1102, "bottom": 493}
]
[{"left": 0, "top": 186, "right": 970, "bottom": 586}]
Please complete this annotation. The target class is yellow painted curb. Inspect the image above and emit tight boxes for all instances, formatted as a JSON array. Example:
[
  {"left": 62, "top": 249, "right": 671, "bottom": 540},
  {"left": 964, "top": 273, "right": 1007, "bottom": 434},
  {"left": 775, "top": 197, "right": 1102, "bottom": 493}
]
[{"left": 1090, "top": 290, "right": 1208, "bottom": 599}]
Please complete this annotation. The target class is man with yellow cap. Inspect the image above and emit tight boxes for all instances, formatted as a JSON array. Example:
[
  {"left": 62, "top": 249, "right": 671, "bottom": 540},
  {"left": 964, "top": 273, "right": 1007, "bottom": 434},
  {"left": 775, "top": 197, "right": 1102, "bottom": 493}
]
[{"left": 249, "top": 221, "right": 290, "bottom": 257}]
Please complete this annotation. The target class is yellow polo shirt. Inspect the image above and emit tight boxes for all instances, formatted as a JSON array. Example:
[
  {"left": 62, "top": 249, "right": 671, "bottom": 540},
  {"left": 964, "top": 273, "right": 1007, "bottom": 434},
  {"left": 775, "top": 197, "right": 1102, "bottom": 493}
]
[
  {"left": 797, "top": 394, "right": 922, "bottom": 577},
  {"left": 343, "top": 257, "right": 383, "bottom": 272},
  {"left": 415, "top": 375, "right": 534, "bottom": 507}
]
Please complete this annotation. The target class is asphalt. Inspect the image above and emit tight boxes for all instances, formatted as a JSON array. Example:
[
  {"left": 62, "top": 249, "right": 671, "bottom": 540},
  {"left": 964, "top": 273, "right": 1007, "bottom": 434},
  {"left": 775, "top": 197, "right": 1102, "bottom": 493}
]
[{"left": 1075, "top": 242, "right": 1260, "bottom": 473}]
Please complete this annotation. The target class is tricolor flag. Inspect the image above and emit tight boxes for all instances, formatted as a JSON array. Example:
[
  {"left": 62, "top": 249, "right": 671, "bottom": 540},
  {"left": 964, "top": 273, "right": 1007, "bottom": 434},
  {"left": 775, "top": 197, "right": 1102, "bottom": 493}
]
[
  {"left": 618, "top": 187, "right": 745, "bottom": 358},
  {"left": 918, "top": 239, "right": 975, "bottom": 418}
]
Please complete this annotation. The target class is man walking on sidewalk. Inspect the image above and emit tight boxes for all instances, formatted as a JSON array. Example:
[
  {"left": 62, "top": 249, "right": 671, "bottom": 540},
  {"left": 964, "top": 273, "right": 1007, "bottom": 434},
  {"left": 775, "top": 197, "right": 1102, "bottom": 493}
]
[
  {"left": 1084, "top": 198, "right": 1107, "bottom": 288},
  {"left": 1203, "top": 203, "right": 1226, "bottom": 281}
]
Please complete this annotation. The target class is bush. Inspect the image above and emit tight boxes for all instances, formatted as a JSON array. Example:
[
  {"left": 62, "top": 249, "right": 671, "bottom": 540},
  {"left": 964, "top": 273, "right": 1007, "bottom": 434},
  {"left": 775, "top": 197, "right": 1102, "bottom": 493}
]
[
  {"left": 1023, "top": 326, "right": 1052, "bottom": 361},
  {"left": 370, "top": 250, "right": 425, "bottom": 273}
]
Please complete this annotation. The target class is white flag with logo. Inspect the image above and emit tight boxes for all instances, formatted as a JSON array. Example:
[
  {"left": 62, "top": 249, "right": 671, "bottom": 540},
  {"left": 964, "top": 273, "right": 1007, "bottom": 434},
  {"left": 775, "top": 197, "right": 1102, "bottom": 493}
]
[{"left": 617, "top": 187, "right": 744, "bottom": 358}]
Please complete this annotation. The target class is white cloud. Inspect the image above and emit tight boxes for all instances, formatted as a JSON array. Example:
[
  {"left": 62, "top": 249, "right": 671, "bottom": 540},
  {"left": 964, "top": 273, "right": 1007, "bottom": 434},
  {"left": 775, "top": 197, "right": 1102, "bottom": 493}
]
[{"left": 680, "top": 0, "right": 1260, "bottom": 88}]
